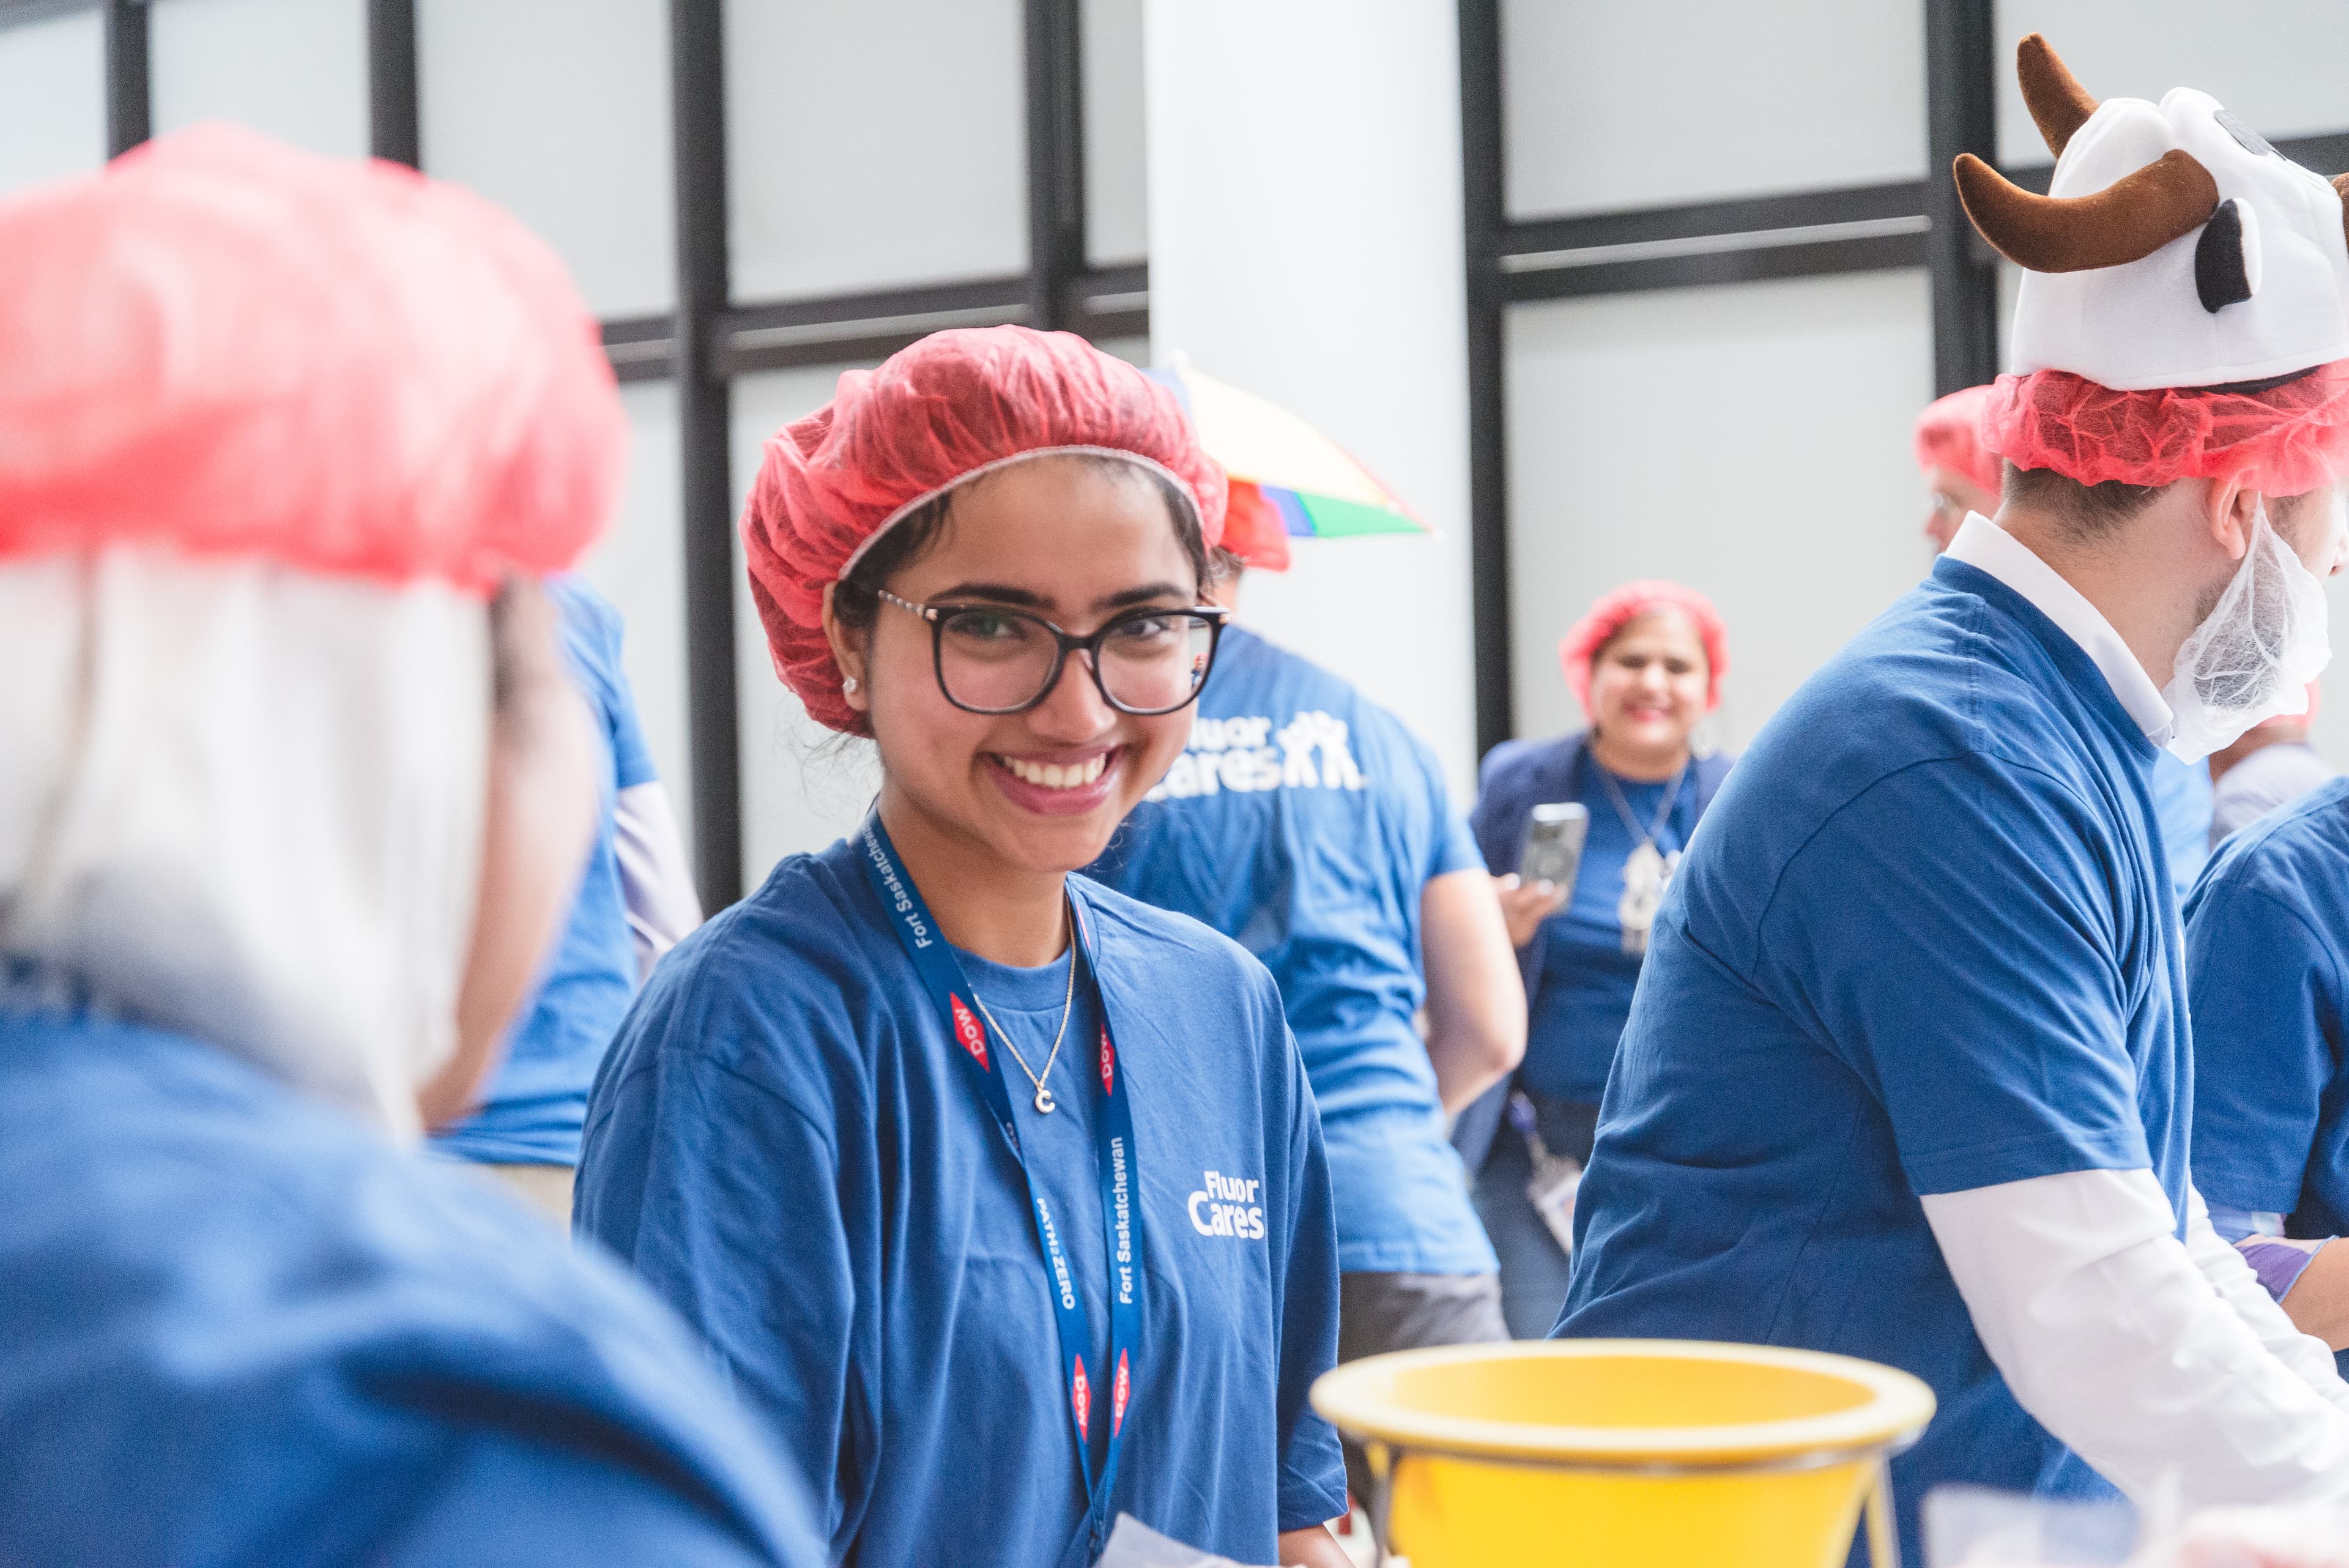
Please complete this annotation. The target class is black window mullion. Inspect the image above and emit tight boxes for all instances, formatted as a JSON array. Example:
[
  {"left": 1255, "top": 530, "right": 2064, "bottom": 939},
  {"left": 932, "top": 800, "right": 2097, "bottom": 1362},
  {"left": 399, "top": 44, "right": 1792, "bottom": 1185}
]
[
  {"left": 1023, "top": 0, "right": 1085, "bottom": 333},
  {"left": 103, "top": 0, "right": 147, "bottom": 156},
  {"left": 1459, "top": 0, "right": 1512, "bottom": 760},
  {"left": 366, "top": 0, "right": 418, "bottom": 168},
  {"left": 1924, "top": 0, "right": 2000, "bottom": 396}
]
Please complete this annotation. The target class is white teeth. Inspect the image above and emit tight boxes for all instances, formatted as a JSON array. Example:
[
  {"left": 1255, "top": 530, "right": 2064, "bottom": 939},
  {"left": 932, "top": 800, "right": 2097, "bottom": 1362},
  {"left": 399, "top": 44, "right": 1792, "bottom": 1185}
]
[{"left": 1002, "top": 754, "right": 1108, "bottom": 789}]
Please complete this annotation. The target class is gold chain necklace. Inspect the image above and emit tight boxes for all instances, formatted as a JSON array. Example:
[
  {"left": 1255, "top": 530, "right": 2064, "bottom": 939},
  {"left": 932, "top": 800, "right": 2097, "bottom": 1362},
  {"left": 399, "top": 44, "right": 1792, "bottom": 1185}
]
[{"left": 968, "top": 901, "right": 1078, "bottom": 1114}]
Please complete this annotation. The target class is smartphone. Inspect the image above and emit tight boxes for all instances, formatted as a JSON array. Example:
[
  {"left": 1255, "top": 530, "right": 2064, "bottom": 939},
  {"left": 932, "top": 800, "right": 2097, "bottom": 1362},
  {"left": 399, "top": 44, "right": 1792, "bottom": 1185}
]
[{"left": 1517, "top": 802, "right": 1589, "bottom": 891}]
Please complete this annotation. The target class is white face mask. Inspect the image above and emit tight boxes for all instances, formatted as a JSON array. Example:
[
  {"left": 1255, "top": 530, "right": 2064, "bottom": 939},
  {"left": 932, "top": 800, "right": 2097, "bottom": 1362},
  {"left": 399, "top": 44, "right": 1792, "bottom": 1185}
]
[{"left": 2161, "top": 494, "right": 2341, "bottom": 764}]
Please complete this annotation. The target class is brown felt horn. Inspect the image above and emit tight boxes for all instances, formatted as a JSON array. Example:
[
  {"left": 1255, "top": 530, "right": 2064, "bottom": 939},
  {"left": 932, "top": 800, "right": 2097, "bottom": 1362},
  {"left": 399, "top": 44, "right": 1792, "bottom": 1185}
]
[
  {"left": 1954, "top": 149, "right": 2220, "bottom": 273},
  {"left": 2017, "top": 34, "right": 2098, "bottom": 158}
]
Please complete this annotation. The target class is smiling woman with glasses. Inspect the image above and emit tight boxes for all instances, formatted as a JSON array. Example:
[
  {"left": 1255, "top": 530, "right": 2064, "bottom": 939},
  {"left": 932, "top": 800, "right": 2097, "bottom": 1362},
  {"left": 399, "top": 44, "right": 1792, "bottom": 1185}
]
[{"left": 576, "top": 327, "right": 1354, "bottom": 1568}]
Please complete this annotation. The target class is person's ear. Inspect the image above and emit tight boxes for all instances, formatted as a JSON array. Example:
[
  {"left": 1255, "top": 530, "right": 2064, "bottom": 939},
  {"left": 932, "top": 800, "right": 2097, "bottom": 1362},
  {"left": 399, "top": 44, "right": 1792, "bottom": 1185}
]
[
  {"left": 822, "top": 582, "right": 872, "bottom": 716},
  {"left": 2206, "top": 477, "right": 2260, "bottom": 561}
]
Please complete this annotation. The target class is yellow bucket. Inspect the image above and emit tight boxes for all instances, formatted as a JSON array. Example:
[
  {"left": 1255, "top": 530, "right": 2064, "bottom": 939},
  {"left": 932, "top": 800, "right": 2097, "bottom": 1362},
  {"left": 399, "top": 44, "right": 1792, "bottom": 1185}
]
[{"left": 1310, "top": 1339, "right": 1936, "bottom": 1568}]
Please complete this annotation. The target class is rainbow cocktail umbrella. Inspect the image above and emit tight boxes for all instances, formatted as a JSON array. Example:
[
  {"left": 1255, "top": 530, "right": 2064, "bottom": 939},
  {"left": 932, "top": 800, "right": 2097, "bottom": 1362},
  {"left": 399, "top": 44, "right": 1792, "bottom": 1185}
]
[{"left": 1147, "top": 358, "right": 1425, "bottom": 541}]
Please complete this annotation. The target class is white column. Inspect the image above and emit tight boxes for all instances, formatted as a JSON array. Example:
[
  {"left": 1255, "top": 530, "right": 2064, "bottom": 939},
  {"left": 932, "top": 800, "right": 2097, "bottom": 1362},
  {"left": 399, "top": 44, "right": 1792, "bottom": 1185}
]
[{"left": 1142, "top": 1, "right": 1479, "bottom": 795}]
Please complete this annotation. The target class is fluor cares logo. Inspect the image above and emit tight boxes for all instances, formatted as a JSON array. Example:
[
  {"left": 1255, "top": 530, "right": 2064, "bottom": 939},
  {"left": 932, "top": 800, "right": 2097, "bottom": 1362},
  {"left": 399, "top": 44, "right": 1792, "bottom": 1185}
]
[{"left": 1187, "top": 1170, "right": 1267, "bottom": 1240}]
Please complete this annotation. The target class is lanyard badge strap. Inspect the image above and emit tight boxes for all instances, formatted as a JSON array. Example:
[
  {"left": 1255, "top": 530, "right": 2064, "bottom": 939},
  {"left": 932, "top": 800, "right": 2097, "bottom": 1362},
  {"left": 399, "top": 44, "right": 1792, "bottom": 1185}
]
[{"left": 856, "top": 814, "right": 1144, "bottom": 1527}]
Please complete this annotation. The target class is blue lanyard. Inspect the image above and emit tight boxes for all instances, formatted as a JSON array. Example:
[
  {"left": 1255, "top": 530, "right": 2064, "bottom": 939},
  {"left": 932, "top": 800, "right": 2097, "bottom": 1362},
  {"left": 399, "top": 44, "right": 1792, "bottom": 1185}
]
[{"left": 856, "top": 813, "right": 1145, "bottom": 1549}]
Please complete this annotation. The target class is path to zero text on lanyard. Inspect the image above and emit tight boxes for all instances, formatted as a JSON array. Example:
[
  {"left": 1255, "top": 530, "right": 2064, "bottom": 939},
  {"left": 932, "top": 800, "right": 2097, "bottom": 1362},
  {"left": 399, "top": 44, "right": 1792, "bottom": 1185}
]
[{"left": 858, "top": 812, "right": 1144, "bottom": 1559}]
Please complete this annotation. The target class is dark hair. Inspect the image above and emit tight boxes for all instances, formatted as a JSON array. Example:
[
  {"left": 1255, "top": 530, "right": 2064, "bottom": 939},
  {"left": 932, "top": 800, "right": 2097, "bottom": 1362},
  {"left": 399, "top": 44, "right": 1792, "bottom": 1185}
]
[
  {"left": 830, "top": 455, "right": 1209, "bottom": 637},
  {"left": 2002, "top": 462, "right": 2165, "bottom": 539}
]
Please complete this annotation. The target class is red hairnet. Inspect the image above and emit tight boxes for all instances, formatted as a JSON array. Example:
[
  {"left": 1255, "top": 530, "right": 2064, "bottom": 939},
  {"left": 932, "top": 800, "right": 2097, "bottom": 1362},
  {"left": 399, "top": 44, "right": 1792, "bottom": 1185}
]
[
  {"left": 1982, "top": 362, "right": 2349, "bottom": 496},
  {"left": 740, "top": 325, "right": 1228, "bottom": 734},
  {"left": 1559, "top": 580, "right": 1729, "bottom": 718},
  {"left": 1915, "top": 385, "right": 2002, "bottom": 496},
  {"left": 1219, "top": 480, "right": 1293, "bottom": 572},
  {"left": 0, "top": 127, "right": 622, "bottom": 592}
]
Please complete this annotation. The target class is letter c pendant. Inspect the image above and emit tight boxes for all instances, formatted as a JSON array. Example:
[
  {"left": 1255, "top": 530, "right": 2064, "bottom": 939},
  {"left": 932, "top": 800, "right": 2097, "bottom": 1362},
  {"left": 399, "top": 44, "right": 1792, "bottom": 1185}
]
[{"left": 1034, "top": 1085, "right": 1056, "bottom": 1113}]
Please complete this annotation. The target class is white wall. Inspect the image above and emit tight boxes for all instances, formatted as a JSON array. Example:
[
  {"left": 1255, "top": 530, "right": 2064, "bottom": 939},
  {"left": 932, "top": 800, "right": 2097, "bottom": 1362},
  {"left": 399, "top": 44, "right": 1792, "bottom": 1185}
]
[
  {"left": 0, "top": 10, "right": 105, "bottom": 199},
  {"left": 150, "top": 0, "right": 368, "bottom": 157},
  {"left": 1143, "top": 0, "right": 1479, "bottom": 800},
  {"left": 1504, "top": 0, "right": 1924, "bottom": 219},
  {"left": 1507, "top": 272, "right": 1936, "bottom": 752}
]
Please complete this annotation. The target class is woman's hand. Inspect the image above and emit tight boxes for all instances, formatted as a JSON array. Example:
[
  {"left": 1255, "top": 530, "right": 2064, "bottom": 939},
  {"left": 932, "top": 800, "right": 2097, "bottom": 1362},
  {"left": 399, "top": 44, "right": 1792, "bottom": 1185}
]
[{"left": 1494, "top": 872, "right": 1569, "bottom": 949}]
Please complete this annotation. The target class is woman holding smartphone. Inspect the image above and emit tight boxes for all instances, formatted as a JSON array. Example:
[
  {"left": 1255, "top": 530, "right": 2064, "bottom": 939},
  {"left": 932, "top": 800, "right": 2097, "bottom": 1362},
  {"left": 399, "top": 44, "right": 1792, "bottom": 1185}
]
[
  {"left": 575, "top": 327, "right": 1351, "bottom": 1568},
  {"left": 1462, "top": 581, "right": 1735, "bottom": 1337}
]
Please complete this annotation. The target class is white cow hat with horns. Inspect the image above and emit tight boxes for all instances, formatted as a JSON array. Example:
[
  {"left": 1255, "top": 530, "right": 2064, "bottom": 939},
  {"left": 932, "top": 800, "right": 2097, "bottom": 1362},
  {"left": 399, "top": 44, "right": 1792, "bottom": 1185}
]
[{"left": 1958, "top": 34, "right": 2349, "bottom": 392}]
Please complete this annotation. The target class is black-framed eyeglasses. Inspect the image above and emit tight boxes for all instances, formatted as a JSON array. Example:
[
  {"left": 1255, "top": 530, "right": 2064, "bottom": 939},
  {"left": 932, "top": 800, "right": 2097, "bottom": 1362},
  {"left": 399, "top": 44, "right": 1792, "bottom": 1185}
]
[{"left": 877, "top": 589, "right": 1230, "bottom": 716}]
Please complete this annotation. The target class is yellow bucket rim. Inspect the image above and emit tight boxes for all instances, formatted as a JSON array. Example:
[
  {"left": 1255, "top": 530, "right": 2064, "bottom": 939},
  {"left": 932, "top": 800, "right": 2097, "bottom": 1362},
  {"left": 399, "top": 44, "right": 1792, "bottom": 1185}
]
[{"left": 1310, "top": 1340, "right": 1937, "bottom": 1470}]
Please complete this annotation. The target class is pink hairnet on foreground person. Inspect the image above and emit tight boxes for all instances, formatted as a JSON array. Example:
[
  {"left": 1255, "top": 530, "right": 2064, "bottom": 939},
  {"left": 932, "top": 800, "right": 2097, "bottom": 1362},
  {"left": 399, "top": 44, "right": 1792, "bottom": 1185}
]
[
  {"left": 0, "top": 128, "right": 822, "bottom": 1568},
  {"left": 575, "top": 326, "right": 1354, "bottom": 1568}
]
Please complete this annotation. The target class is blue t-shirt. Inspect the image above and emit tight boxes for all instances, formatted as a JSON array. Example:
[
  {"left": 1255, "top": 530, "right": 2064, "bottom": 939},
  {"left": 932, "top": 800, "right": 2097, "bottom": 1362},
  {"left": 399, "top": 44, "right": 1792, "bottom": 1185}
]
[
  {"left": 1556, "top": 557, "right": 2190, "bottom": 1567},
  {"left": 0, "top": 1001, "right": 823, "bottom": 1568},
  {"left": 2186, "top": 773, "right": 2349, "bottom": 1238},
  {"left": 1515, "top": 757, "right": 1699, "bottom": 1105},
  {"left": 437, "top": 575, "right": 658, "bottom": 1165},
  {"left": 575, "top": 838, "right": 1349, "bottom": 1568},
  {"left": 1086, "top": 626, "right": 1494, "bottom": 1276},
  {"left": 2147, "top": 750, "right": 2213, "bottom": 902}
]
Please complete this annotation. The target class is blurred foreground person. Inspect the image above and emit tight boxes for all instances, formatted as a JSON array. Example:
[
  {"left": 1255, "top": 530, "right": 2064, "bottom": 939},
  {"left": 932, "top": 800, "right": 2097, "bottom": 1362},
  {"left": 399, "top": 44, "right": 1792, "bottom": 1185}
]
[
  {"left": 1560, "top": 37, "right": 2349, "bottom": 1563},
  {"left": 578, "top": 327, "right": 1351, "bottom": 1568},
  {"left": 1460, "top": 581, "right": 1734, "bottom": 1337},
  {"left": 2208, "top": 685, "right": 2338, "bottom": 845},
  {"left": 1919, "top": 384, "right": 2214, "bottom": 892},
  {"left": 431, "top": 573, "right": 700, "bottom": 1224},
  {"left": 1086, "top": 486, "right": 1523, "bottom": 1496},
  {"left": 0, "top": 129, "right": 821, "bottom": 1568}
]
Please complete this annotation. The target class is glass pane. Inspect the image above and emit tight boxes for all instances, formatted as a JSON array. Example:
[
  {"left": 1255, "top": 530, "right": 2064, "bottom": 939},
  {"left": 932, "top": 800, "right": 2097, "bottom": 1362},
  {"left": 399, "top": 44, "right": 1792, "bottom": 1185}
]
[
  {"left": 0, "top": 10, "right": 106, "bottom": 199},
  {"left": 1995, "top": 2, "right": 2349, "bottom": 166},
  {"left": 415, "top": 0, "right": 677, "bottom": 319},
  {"left": 1505, "top": 272, "right": 1935, "bottom": 750},
  {"left": 575, "top": 382, "right": 692, "bottom": 859},
  {"left": 1502, "top": 0, "right": 1926, "bottom": 220},
  {"left": 1082, "top": 0, "right": 1146, "bottom": 265},
  {"left": 731, "top": 366, "right": 883, "bottom": 889},
  {"left": 725, "top": 0, "right": 1028, "bottom": 302},
  {"left": 150, "top": 0, "right": 368, "bottom": 158}
]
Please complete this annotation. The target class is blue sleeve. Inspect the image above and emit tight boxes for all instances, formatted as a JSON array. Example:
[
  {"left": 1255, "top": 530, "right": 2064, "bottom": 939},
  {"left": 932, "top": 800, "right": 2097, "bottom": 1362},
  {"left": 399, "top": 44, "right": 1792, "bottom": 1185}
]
[
  {"left": 1271, "top": 1020, "right": 1349, "bottom": 1531},
  {"left": 2186, "top": 875, "right": 2343, "bottom": 1215},
  {"left": 596, "top": 611, "right": 658, "bottom": 791},
  {"left": 1754, "top": 758, "right": 2151, "bottom": 1195},
  {"left": 576, "top": 997, "right": 866, "bottom": 1557}
]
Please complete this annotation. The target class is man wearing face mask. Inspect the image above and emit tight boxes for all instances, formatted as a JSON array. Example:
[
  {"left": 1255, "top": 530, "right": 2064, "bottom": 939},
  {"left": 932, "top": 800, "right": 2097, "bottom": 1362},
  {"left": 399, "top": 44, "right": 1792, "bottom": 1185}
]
[
  {"left": 0, "top": 130, "right": 822, "bottom": 1567},
  {"left": 1556, "top": 37, "right": 2349, "bottom": 1562}
]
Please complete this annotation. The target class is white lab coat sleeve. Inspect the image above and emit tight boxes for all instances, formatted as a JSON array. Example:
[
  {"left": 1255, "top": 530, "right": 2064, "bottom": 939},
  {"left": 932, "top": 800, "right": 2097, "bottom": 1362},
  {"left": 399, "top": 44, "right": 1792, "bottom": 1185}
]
[
  {"left": 2180, "top": 1185, "right": 2349, "bottom": 1413},
  {"left": 612, "top": 780, "right": 702, "bottom": 982},
  {"left": 1920, "top": 1167, "right": 2349, "bottom": 1511}
]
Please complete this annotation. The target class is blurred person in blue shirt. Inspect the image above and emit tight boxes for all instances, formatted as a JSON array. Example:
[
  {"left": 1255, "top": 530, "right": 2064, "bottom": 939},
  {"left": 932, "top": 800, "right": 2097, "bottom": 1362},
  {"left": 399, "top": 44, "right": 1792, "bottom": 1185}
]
[
  {"left": 2206, "top": 685, "right": 2337, "bottom": 847},
  {"left": 1460, "top": 579, "right": 1734, "bottom": 1338},
  {"left": 0, "top": 128, "right": 823, "bottom": 1568},
  {"left": 1086, "top": 485, "right": 1524, "bottom": 1489},
  {"left": 431, "top": 573, "right": 701, "bottom": 1223}
]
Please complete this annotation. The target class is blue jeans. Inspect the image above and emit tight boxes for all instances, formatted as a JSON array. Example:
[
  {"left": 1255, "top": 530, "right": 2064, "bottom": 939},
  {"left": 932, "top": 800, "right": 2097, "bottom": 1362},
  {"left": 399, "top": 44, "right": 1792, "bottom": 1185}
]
[{"left": 1470, "top": 1095, "right": 1599, "bottom": 1340}]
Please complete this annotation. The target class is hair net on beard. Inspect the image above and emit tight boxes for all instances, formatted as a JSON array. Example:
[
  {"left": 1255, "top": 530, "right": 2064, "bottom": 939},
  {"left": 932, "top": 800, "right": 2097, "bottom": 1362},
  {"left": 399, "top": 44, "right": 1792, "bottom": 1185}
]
[
  {"left": 2162, "top": 493, "right": 2341, "bottom": 763},
  {"left": 1915, "top": 385, "right": 2004, "bottom": 496},
  {"left": 1, "top": 552, "right": 488, "bottom": 1138},
  {"left": 738, "top": 325, "right": 1228, "bottom": 736},
  {"left": 1558, "top": 579, "right": 1731, "bottom": 718},
  {"left": 1983, "top": 361, "right": 2349, "bottom": 495}
]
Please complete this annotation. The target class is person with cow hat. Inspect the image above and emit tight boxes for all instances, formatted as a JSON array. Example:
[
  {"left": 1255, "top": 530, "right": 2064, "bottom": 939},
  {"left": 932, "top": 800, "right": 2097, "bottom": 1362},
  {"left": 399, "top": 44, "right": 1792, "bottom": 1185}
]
[
  {"left": 1557, "top": 35, "right": 2349, "bottom": 1560},
  {"left": 575, "top": 327, "right": 1353, "bottom": 1568},
  {"left": 1083, "top": 483, "right": 1526, "bottom": 1500}
]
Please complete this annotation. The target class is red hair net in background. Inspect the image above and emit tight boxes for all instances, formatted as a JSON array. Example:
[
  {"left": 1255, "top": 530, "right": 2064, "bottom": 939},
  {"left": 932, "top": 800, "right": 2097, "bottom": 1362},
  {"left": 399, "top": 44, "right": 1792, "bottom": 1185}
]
[
  {"left": 1219, "top": 480, "right": 1293, "bottom": 572},
  {"left": 740, "top": 325, "right": 1228, "bottom": 734},
  {"left": 1982, "top": 360, "right": 2349, "bottom": 496},
  {"left": 1914, "top": 385, "right": 2002, "bottom": 496},
  {"left": 0, "top": 125, "right": 623, "bottom": 590},
  {"left": 1559, "top": 580, "right": 1729, "bottom": 718}
]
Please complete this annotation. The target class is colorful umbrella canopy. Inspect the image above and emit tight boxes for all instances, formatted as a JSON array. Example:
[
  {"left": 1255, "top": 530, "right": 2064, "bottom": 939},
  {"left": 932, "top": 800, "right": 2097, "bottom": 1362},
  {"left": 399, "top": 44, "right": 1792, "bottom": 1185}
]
[{"left": 1146, "top": 359, "right": 1425, "bottom": 543}]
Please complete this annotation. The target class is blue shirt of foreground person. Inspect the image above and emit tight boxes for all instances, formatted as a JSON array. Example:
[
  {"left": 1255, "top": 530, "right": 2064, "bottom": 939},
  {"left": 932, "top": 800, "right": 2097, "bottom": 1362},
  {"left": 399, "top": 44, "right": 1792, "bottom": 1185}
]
[{"left": 1557, "top": 494, "right": 2349, "bottom": 1557}]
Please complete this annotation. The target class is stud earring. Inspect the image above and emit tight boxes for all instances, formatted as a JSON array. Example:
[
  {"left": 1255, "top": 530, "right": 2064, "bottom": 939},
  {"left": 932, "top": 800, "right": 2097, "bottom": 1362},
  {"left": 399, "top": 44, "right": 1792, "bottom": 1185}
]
[{"left": 843, "top": 675, "right": 861, "bottom": 695}]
